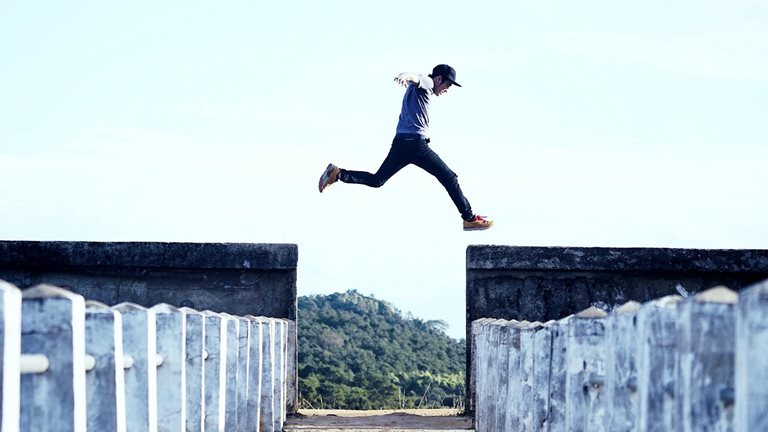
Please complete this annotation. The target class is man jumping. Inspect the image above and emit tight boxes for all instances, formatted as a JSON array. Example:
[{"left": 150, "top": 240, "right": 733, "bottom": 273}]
[{"left": 318, "top": 64, "right": 493, "bottom": 231}]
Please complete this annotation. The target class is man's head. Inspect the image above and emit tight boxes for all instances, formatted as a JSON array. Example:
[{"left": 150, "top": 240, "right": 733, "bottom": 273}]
[{"left": 429, "top": 64, "right": 461, "bottom": 96}]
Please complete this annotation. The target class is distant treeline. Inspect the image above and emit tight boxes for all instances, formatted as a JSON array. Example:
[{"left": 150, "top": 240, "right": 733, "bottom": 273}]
[{"left": 298, "top": 290, "right": 466, "bottom": 410}]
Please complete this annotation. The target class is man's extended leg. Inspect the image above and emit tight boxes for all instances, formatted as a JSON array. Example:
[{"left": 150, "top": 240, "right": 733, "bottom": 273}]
[{"left": 338, "top": 140, "right": 408, "bottom": 188}]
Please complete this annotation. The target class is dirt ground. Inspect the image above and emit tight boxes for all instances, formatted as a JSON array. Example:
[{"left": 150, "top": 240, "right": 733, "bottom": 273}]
[{"left": 283, "top": 409, "right": 474, "bottom": 430}]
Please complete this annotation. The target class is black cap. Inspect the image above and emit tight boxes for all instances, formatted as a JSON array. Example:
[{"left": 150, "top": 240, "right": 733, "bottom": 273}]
[{"left": 430, "top": 64, "right": 461, "bottom": 87}]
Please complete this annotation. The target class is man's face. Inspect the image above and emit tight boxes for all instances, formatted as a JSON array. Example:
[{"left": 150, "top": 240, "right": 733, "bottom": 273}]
[{"left": 433, "top": 76, "right": 453, "bottom": 96}]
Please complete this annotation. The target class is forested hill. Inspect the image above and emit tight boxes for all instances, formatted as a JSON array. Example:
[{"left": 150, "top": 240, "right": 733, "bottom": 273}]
[{"left": 298, "top": 290, "right": 466, "bottom": 410}]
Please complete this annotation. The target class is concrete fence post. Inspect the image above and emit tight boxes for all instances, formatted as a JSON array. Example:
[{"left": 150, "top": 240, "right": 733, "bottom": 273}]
[
  {"left": 566, "top": 306, "right": 608, "bottom": 432},
  {"left": 85, "top": 301, "right": 127, "bottom": 432},
  {"left": 152, "top": 303, "right": 186, "bottom": 432},
  {"left": 285, "top": 319, "right": 298, "bottom": 415},
  {"left": 273, "top": 318, "right": 288, "bottom": 431},
  {"left": 677, "top": 287, "right": 737, "bottom": 432},
  {"left": 112, "top": 302, "right": 158, "bottom": 432},
  {"left": 235, "top": 316, "right": 250, "bottom": 429},
  {"left": 20, "top": 284, "right": 86, "bottom": 432},
  {"left": 245, "top": 316, "right": 263, "bottom": 432},
  {"left": 532, "top": 320, "right": 555, "bottom": 432},
  {"left": 547, "top": 315, "right": 571, "bottom": 432},
  {"left": 203, "top": 311, "right": 226, "bottom": 432},
  {"left": 520, "top": 321, "right": 542, "bottom": 432},
  {"left": 256, "top": 316, "right": 276, "bottom": 432},
  {"left": 0, "top": 280, "right": 21, "bottom": 432},
  {"left": 470, "top": 318, "right": 496, "bottom": 432},
  {"left": 180, "top": 307, "right": 205, "bottom": 432},
  {"left": 219, "top": 313, "right": 239, "bottom": 432},
  {"left": 604, "top": 301, "right": 641, "bottom": 432},
  {"left": 735, "top": 279, "right": 768, "bottom": 432},
  {"left": 485, "top": 319, "right": 510, "bottom": 432},
  {"left": 636, "top": 295, "right": 682, "bottom": 432},
  {"left": 501, "top": 320, "right": 523, "bottom": 432}
]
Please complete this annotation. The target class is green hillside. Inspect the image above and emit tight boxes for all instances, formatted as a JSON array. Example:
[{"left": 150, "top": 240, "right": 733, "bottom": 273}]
[{"left": 297, "top": 290, "right": 466, "bottom": 410}]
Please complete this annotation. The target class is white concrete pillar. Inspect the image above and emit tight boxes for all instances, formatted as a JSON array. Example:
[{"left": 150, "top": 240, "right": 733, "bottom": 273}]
[
  {"left": 604, "top": 301, "right": 641, "bottom": 432},
  {"left": 219, "top": 313, "right": 239, "bottom": 432},
  {"left": 637, "top": 295, "right": 682, "bottom": 432},
  {"left": 566, "top": 306, "right": 608, "bottom": 432},
  {"left": 470, "top": 318, "right": 496, "bottom": 432},
  {"left": 180, "top": 307, "right": 205, "bottom": 432},
  {"left": 152, "top": 303, "right": 186, "bottom": 432},
  {"left": 735, "top": 279, "right": 768, "bottom": 432},
  {"left": 255, "top": 316, "right": 276, "bottom": 432},
  {"left": 273, "top": 318, "right": 288, "bottom": 431},
  {"left": 235, "top": 316, "right": 250, "bottom": 429},
  {"left": 85, "top": 301, "right": 127, "bottom": 432},
  {"left": 112, "top": 302, "right": 158, "bottom": 432},
  {"left": 0, "top": 280, "right": 21, "bottom": 432},
  {"left": 520, "top": 321, "right": 542, "bottom": 432},
  {"left": 505, "top": 320, "right": 527, "bottom": 432},
  {"left": 284, "top": 319, "right": 297, "bottom": 415},
  {"left": 20, "top": 285, "right": 86, "bottom": 432},
  {"left": 547, "top": 315, "right": 571, "bottom": 432},
  {"left": 532, "top": 320, "right": 556, "bottom": 432},
  {"left": 484, "top": 319, "right": 509, "bottom": 432},
  {"left": 202, "top": 311, "right": 226, "bottom": 432},
  {"left": 245, "top": 316, "right": 263, "bottom": 432},
  {"left": 677, "top": 286, "right": 737, "bottom": 432}
]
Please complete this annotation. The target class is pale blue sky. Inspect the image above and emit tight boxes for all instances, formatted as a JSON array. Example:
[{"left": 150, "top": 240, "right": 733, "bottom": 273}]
[{"left": 2, "top": 1, "right": 766, "bottom": 339}]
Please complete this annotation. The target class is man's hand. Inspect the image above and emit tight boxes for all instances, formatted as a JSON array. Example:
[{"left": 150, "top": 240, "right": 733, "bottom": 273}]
[{"left": 394, "top": 72, "right": 418, "bottom": 87}]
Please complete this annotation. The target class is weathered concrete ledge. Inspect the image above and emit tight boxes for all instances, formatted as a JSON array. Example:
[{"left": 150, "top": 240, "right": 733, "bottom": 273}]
[
  {"left": 465, "top": 245, "right": 768, "bottom": 414},
  {"left": 0, "top": 241, "right": 297, "bottom": 270},
  {"left": 0, "top": 241, "right": 298, "bottom": 318}
]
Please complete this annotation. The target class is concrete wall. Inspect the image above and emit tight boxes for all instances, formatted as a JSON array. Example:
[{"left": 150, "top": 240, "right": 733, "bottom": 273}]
[
  {"left": 0, "top": 240, "right": 299, "bottom": 413},
  {"left": 471, "top": 282, "right": 768, "bottom": 432},
  {"left": 466, "top": 245, "right": 768, "bottom": 414}
]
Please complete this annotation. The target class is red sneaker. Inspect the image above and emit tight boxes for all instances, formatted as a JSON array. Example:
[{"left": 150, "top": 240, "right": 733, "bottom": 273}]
[{"left": 463, "top": 215, "right": 494, "bottom": 231}]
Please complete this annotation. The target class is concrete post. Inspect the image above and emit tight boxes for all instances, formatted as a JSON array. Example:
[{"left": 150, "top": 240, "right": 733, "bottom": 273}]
[
  {"left": 485, "top": 319, "right": 509, "bottom": 432},
  {"left": 203, "top": 311, "right": 226, "bottom": 432},
  {"left": 604, "top": 301, "right": 641, "bottom": 432},
  {"left": 256, "top": 317, "right": 275, "bottom": 432},
  {"left": 636, "top": 295, "right": 682, "bottom": 432},
  {"left": 547, "top": 315, "right": 571, "bottom": 432},
  {"left": 566, "top": 306, "right": 608, "bottom": 432},
  {"left": 180, "top": 307, "right": 205, "bottom": 432},
  {"left": 677, "top": 287, "right": 737, "bottom": 432},
  {"left": 20, "top": 285, "right": 86, "bottom": 432},
  {"left": 532, "top": 321, "right": 555, "bottom": 432},
  {"left": 470, "top": 318, "right": 497, "bottom": 432},
  {"left": 85, "top": 301, "right": 127, "bottom": 432},
  {"left": 735, "top": 279, "right": 768, "bottom": 432},
  {"left": 498, "top": 320, "right": 521, "bottom": 431},
  {"left": 245, "top": 316, "right": 263, "bottom": 432},
  {"left": 520, "top": 322, "right": 542, "bottom": 432},
  {"left": 273, "top": 318, "right": 288, "bottom": 431},
  {"left": 219, "top": 313, "right": 239, "bottom": 432},
  {"left": 112, "top": 302, "right": 158, "bottom": 432},
  {"left": 152, "top": 303, "right": 186, "bottom": 432},
  {"left": 285, "top": 319, "right": 298, "bottom": 415},
  {"left": 235, "top": 317, "right": 250, "bottom": 429},
  {"left": 0, "top": 280, "right": 21, "bottom": 432}
]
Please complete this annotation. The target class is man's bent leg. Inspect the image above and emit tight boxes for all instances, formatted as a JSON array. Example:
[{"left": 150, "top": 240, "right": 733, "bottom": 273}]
[{"left": 410, "top": 142, "right": 474, "bottom": 221}]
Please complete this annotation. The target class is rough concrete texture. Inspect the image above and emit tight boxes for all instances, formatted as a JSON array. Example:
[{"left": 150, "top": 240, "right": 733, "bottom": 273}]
[
  {"left": 0, "top": 241, "right": 298, "bottom": 319},
  {"left": 465, "top": 245, "right": 768, "bottom": 413}
]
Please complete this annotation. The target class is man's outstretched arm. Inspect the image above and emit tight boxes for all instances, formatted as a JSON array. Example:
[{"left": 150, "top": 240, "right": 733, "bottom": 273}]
[{"left": 394, "top": 72, "right": 420, "bottom": 87}]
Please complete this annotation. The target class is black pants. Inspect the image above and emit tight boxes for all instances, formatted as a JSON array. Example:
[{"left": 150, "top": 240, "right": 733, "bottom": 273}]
[{"left": 338, "top": 135, "right": 474, "bottom": 221}]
